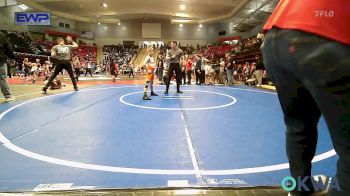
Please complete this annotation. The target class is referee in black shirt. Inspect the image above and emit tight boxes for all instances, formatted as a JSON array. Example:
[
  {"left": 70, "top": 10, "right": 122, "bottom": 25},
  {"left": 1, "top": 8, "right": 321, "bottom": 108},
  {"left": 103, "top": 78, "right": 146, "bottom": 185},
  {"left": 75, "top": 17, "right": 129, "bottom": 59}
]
[
  {"left": 165, "top": 41, "right": 184, "bottom": 94},
  {"left": 42, "top": 36, "right": 78, "bottom": 94}
]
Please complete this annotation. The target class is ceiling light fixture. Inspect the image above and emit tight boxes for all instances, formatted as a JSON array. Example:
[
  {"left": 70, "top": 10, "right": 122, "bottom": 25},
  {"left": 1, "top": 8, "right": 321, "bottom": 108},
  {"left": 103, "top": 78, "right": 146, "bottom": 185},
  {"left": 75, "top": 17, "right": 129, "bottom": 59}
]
[
  {"left": 98, "top": 22, "right": 101, "bottom": 25},
  {"left": 171, "top": 19, "right": 192, "bottom": 23},
  {"left": 248, "top": 9, "right": 255, "bottom": 13},
  {"left": 179, "top": 23, "right": 183, "bottom": 27},
  {"left": 175, "top": 13, "right": 190, "bottom": 17},
  {"left": 180, "top": 4, "right": 186, "bottom": 10},
  {"left": 102, "top": 3, "right": 108, "bottom": 8},
  {"left": 118, "top": 22, "right": 121, "bottom": 26},
  {"left": 198, "top": 24, "right": 203, "bottom": 28},
  {"left": 18, "top": 4, "right": 28, "bottom": 10}
]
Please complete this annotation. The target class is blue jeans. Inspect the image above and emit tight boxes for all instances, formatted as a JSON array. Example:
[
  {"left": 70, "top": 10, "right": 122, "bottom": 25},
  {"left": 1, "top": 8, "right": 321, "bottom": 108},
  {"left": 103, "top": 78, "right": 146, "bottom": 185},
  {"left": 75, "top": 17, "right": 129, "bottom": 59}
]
[
  {"left": 226, "top": 69, "right": 233, "bottom": 85},
  {"left": 261, "top": 29, "right": 350, "bottom": 196},
  {"left": 0, "top": 63, "right": 12, "bottom": 98}
]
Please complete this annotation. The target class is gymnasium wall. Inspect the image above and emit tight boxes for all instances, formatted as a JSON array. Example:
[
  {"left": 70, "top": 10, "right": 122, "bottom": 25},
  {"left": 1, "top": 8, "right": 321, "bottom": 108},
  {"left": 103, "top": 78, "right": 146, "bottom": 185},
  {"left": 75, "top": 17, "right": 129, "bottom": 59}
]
[
  {"left": 76, "top": 22, "right": 96, "bottom": 32},
  {"left": 25, "top": 16, "right": 78, "bottom": 33},
  {"left": 142, "top": 23, "right": 161, "bottom": 39},
  {"left": 94, "top": 19, "right": 207, "bottom": 46},
  {"left": 0, "top": 6, "right": 29, "bottom": 31},
  {"left": 206, "top": 21, "right": 264, "bottom": 43}
]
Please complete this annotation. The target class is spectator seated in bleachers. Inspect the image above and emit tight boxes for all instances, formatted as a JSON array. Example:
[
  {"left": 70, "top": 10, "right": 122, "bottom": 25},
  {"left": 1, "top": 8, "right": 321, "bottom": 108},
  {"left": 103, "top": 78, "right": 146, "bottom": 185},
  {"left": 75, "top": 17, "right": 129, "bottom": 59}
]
[{"left": 102, "top": 44, "right": 138, "bottom": 74}]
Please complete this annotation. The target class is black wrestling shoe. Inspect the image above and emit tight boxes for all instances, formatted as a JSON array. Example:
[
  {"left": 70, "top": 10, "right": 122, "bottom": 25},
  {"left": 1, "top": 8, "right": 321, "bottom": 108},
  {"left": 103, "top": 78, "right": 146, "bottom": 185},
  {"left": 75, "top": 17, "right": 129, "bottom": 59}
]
[
  {"left": 151, "top": 92, "right": 158, "bottom": 96},
  {"left": 177, "top": 90, "right": 183, "bottom": 94},
  {"left": 143, "top": 95, "right": 151, "bottom": 100},
  {"left": 74, "top": 87, "right": 79, "bottom": 92},
  {"left": 42, "top": 87, "right": 47, "bottom": 94},
  {"left": 164, "top": 91, "right": 169, "bottom": 95}
]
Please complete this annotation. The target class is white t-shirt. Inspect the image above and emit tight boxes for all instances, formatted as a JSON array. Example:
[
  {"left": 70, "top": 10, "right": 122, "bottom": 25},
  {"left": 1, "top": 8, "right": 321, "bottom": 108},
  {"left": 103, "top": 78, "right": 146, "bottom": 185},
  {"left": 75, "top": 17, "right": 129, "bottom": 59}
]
[
  {"left": 205, "top": 64, "right": 211, "bottom": 75},
  {"left": 31, "top": 66, "right": 38, "bottom": 72},
  {"left": 143, "top": 55, "right": 155, "bottom": 65},
  {"left": 87, "top": 62, "right": 92, "bottom": 69}
]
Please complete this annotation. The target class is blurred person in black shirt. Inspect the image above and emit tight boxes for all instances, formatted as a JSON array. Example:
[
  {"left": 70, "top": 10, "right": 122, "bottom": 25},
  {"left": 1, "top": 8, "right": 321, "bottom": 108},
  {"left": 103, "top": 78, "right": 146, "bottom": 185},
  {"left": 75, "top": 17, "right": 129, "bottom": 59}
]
[
  {"left": 6, "top": 59, "right": 17, "bottom": 78},
  {"left": 195, "top": 55, "right": 202, "bottom": 85},
  {"left": 253, "top": 56, "right": 265, "bottom": 87},
  {"left": 0, "top": 31, "right": 16, "bottom": 102},
  {"left": 156, "top": 55, "right": 164, "bottom": 84}
]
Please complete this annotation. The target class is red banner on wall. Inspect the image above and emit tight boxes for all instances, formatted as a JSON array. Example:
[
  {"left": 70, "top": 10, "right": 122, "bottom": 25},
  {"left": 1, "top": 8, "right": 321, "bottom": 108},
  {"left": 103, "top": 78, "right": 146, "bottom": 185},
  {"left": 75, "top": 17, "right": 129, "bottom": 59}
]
[
  {"left": 217, "top": 36, "right": 241, "bottom": 42},
  {"left": 45, "top": 30, "right": 80, "bottom": 38}
]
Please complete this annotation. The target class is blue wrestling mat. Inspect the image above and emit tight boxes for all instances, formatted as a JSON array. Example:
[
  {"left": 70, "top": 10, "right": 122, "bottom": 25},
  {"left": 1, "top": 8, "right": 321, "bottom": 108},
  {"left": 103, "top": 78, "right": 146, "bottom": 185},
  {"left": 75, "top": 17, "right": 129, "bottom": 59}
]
[{"left": 0, "top": 85, "right": 337, "bottom": 191}]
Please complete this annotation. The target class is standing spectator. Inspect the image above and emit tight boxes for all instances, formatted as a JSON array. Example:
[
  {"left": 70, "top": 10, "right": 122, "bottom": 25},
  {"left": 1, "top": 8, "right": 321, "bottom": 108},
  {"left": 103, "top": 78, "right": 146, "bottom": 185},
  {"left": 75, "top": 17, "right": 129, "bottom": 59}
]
[
  {"left": 122, "top": 63, "right": 127, "bottom": 75},
  {"left": 72, "top": 56, "right": 81, "bottom": 82},
  {"left": 195, "top": 55, "right": 202, "bottom": 85},
  {"left": 157, "top": 55, "right": 164, "bottom": 84},
  {"left": 128, "top": 64, "right": 135, "bottom": 78},
  {"left": 225, "top": 53, "right": 234, "bottom": 85},
  {"left": 22, "top": 58, "right": 31, "bottom": 77},
  {"left": 253, "top": 56, "right": 264, "bottom": 87},
  {"left": 243, "top": 62, "right": 250, "bottom": 82},
  {"left": 43, "top": 61, "right": 51, "bottom": 81},
  {"left": 261, "top": 0, "right": 350, "bottom": 195},
  {"left": 181, "top": 55, "right": 187, "bottom": 85},
  {"left": 204, "top": 61, "right": 211, "bottom": 85},
  {"left": 6, "top": 59, "right": 16, "bottom": 78},
  {"left": 111, "top": 61, "right": 118, "bottom": 82},
  {"left": 213, "top": 60, "right": 220, "bottom": 85},
  {"left": 219, "top": 58, "right": 226, "bottom": 84},
  {"left": 201, "top": 57, "right": 209, "bottom": 85},
  {"left": 24, "top": 62, "right": 38, "bottom": 84},
  {"left": 0, "top": 31, "right": 16, "bottom": 102},
  {"left": 185, "top": 56, "right": 193, "bottom": 84},
  {"left": 236, "top": 64, "right": 243, "bottom": 82},
  {"left": 85, "top": 60, "right": 93, "bottom": 77},
  {"left": 16, "top": 59, "right": 23, "bottom": 77}
]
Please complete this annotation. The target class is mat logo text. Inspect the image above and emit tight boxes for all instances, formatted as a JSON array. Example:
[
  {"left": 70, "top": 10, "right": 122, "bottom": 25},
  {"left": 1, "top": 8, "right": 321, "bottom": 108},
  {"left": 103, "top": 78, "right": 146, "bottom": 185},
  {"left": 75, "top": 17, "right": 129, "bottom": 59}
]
[
  {"left": 206, "top": 178, "right": 247, "bottom": 185},
  {"left": 281, "top": 176, "right": 340, "bottom": 192}
]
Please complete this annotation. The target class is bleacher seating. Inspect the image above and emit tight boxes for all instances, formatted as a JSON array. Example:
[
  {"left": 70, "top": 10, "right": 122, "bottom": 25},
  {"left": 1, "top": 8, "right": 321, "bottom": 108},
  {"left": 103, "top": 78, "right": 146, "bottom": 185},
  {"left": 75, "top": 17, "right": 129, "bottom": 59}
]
[
  {"left": 103, "top": 45, "right": 137, "bottom": 67},
  {"left": 1, "top": 29, "right": 98, "bottom": 64}
]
